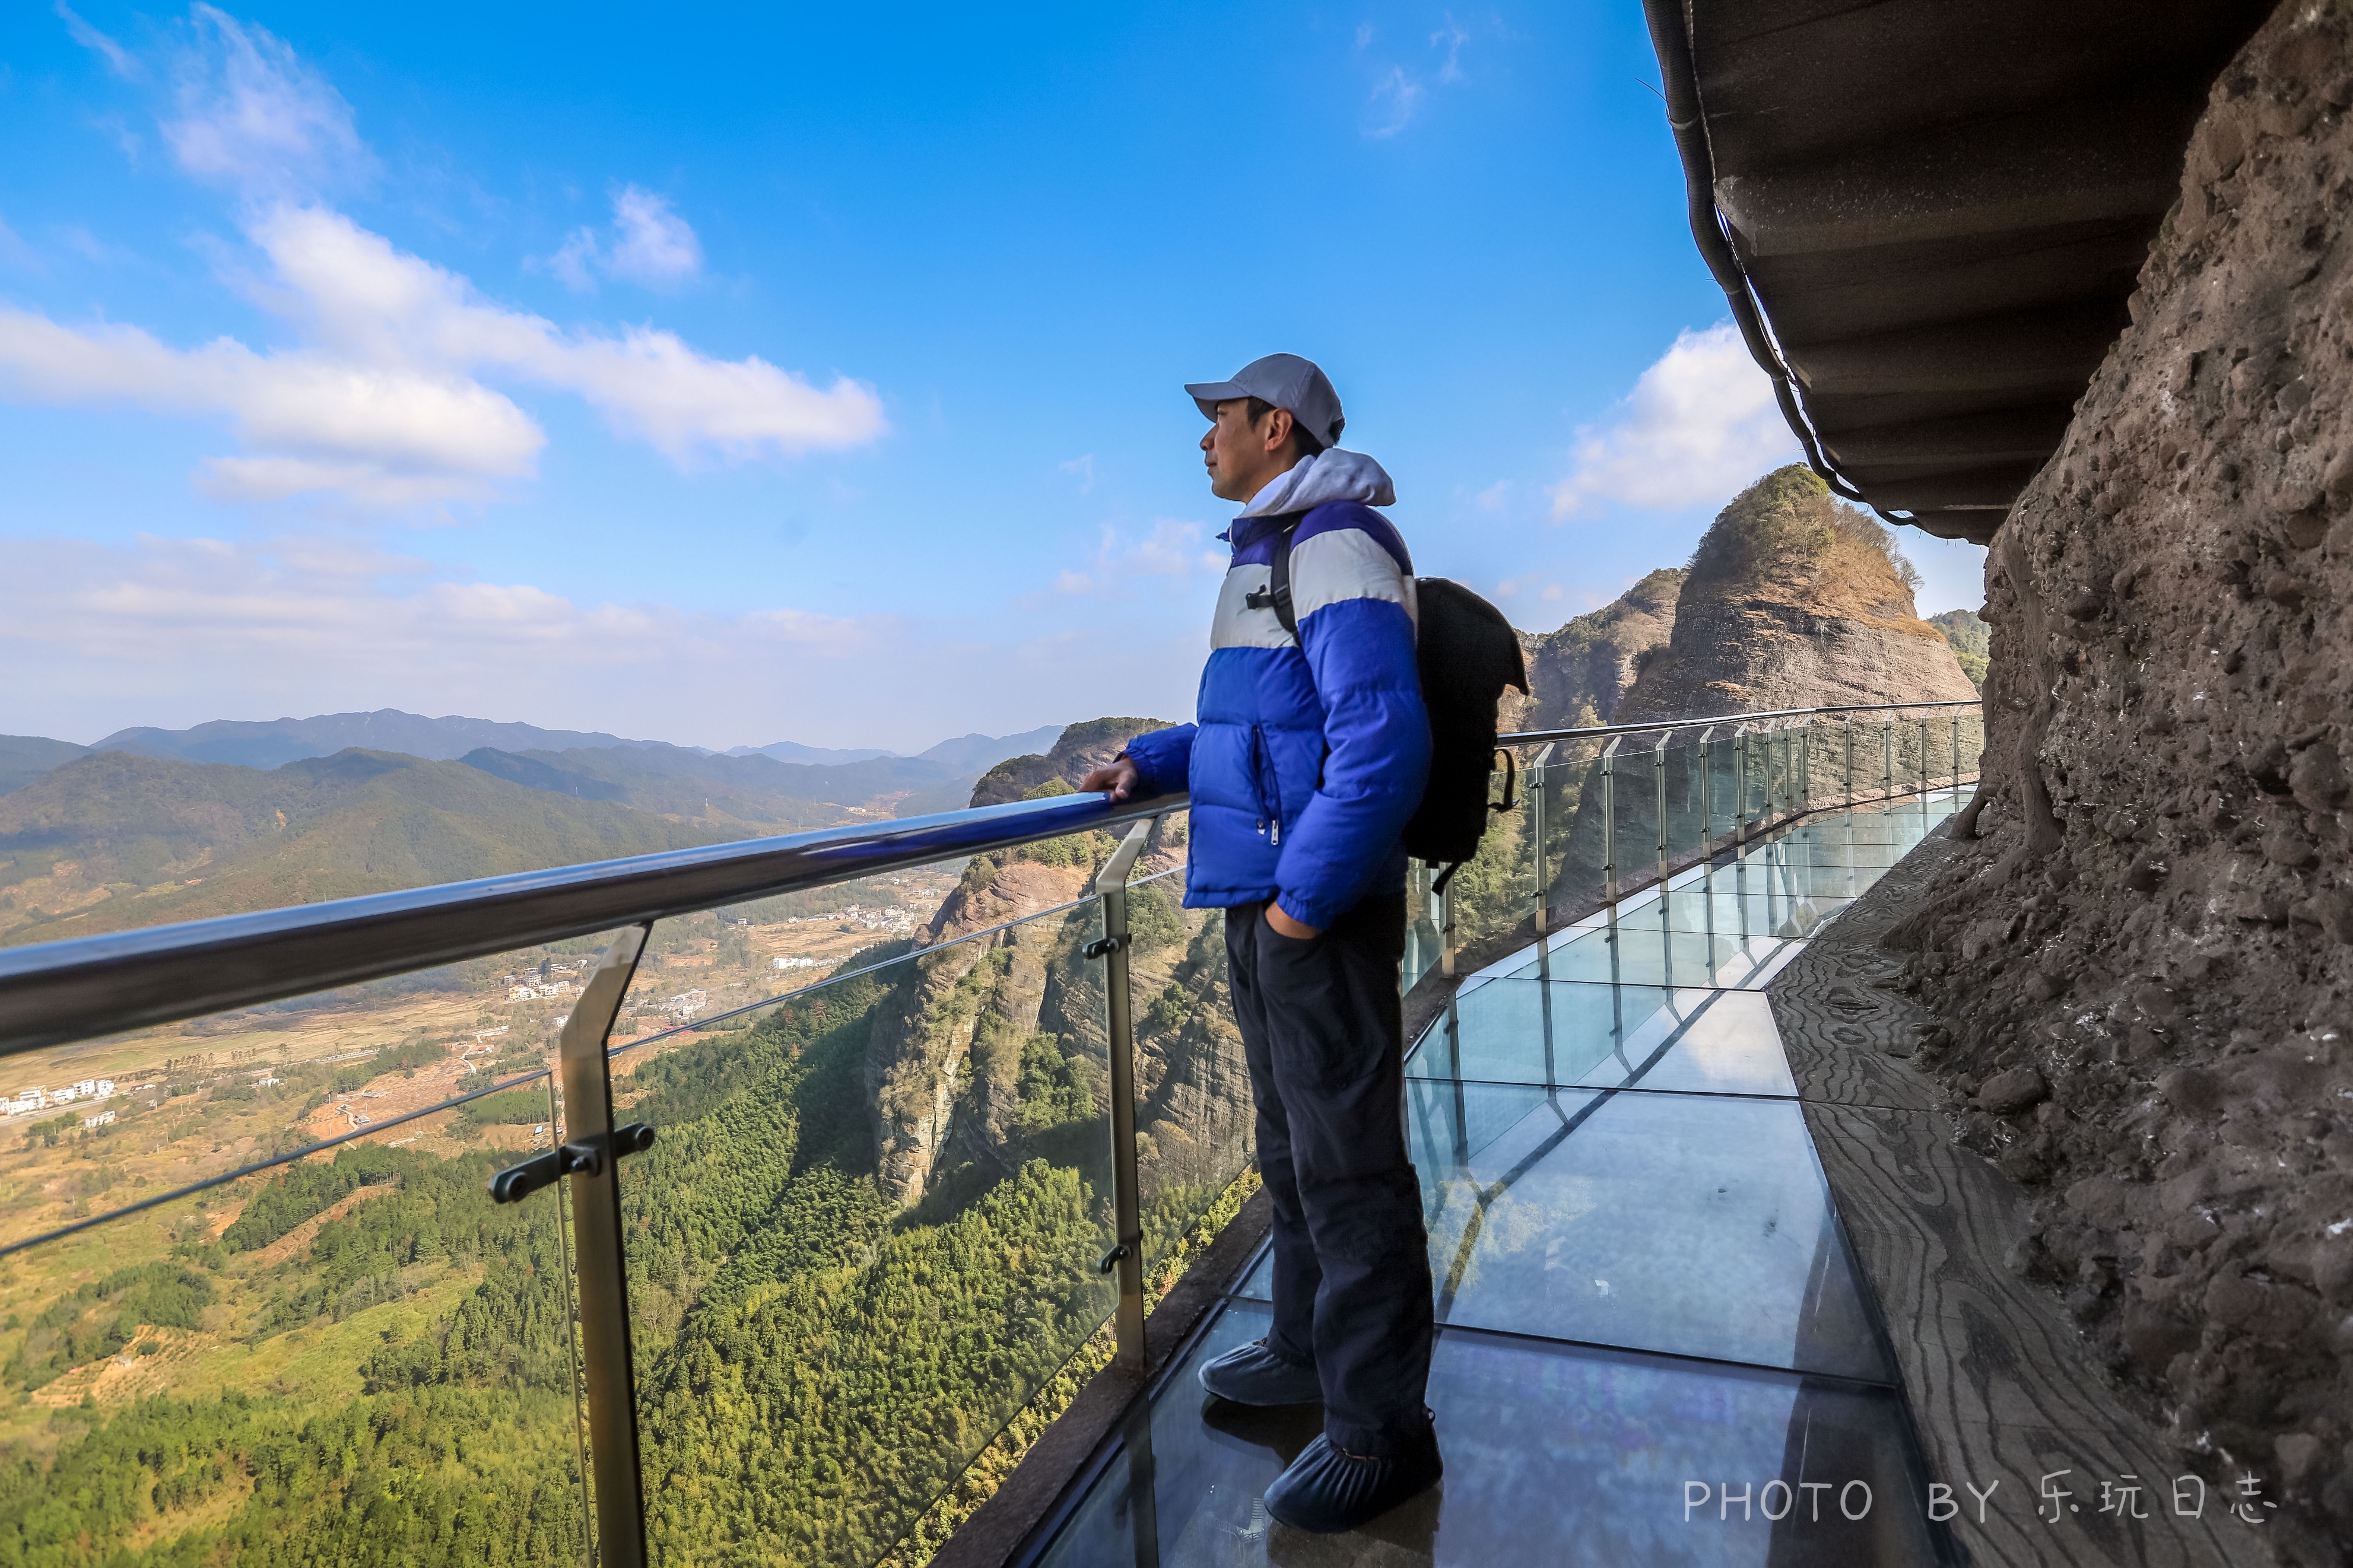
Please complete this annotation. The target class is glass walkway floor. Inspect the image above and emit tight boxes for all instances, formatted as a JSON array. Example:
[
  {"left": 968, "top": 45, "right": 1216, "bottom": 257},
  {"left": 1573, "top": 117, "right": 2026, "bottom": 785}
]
[{"left": 1028, "top": 791, "right": 1969, "bottom": 1567}]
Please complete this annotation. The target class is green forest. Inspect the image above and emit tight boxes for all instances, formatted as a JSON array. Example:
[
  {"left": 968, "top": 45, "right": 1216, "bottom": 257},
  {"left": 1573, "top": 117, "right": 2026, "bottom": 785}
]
[{"left": 0, "top": 911, "right": 1239, "bottom": 1568}]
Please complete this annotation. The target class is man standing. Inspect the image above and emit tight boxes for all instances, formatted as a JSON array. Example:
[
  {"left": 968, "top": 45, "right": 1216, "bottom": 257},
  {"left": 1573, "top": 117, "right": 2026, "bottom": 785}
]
[{"left": 1081, "top": 354, "right": 1438, "bottom": 1534}]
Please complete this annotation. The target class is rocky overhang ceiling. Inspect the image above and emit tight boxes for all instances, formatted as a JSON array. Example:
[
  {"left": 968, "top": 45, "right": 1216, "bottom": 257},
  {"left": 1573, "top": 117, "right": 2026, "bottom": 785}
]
[{"left": 1641, "top": 0, "right": 2277, "bottom": 544}]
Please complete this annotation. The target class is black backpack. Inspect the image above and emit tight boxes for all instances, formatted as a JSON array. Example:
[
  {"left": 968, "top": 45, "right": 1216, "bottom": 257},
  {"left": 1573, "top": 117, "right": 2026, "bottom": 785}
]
[{"left": 1250, "top": 523, "right": 1529, "bottom": 890}]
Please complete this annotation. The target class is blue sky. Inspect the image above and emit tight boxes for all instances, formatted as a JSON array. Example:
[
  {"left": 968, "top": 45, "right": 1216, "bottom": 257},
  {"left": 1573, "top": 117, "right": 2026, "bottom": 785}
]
[{"left": 0, "top": 2, "right": 1987, "bottom": 752}]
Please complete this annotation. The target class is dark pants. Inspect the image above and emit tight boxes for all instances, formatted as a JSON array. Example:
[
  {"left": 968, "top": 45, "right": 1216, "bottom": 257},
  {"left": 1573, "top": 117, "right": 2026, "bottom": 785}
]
[{"left": 1225, "top": 892, "right": 1433, "bottom": 1455}]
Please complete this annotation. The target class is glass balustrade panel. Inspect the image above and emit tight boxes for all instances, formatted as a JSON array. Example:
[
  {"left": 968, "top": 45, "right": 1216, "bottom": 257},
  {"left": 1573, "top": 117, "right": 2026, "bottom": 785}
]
[
  {"left": 618, "top": 841, "right": 1121, "bottom": 1568},
  {"left": 1611, "top": 736, "right": 1664, "bottom": 896},
  {"left": 1535, "top": 739, "right": 1610, "bottom": 923},
  {"left": 1403, "top": 856, "right": 1444, "bottom": 996},
  {"left": 1120, "top": 861, "right": 1259, "bottom": 1293},
  {"left": 1959, "top": 705, "right": 1987, "bottom": 789},
  {"left": 0, "top": 944, "right": 608, "bottom": 1566},
  {"left": 1681, "top": 729, "right": 1723, "bottom": 869},
  {"left": 1428, "top": 756, "right": 1536, "bottom": 968}
]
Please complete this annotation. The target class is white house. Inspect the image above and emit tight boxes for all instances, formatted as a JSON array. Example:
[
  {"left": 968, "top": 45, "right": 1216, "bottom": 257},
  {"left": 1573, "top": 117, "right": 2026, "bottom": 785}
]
[{"left": 81, "top": 1109, "right": 114, "bottom": 1129}]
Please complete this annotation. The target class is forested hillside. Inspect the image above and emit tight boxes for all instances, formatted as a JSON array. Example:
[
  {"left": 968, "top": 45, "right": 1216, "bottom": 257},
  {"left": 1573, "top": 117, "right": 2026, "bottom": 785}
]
[
  {"left": 458, "top": 742, "right": 967, "bottom": 829},
  {"left": 0, "top": 748, "right": 732, "bottom": 947}
]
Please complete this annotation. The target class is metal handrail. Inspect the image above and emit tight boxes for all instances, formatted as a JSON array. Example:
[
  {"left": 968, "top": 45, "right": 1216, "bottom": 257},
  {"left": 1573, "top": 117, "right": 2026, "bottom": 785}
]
[
  {"left": 1498, "top": 698, "right": 1980, "bottom": 748},
  {"left": 0, "top": 786, "right": 1184, "bottom": 1058}
]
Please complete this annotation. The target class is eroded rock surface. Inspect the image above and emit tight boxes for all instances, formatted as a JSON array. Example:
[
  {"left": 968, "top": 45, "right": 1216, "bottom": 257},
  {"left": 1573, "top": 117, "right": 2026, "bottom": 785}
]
[
  {"left": 863, "top": 717, "right": 1250, "bottom": 1215},
  {"left": 1614, "top": 466, "right": 1979, "bottom": 723},
  {"left": 1517, "top": 567, "right": 1682, "bottom": 731},
  {"left": 1894, "top": 6, "right": 2353, "bottom": 1556}
]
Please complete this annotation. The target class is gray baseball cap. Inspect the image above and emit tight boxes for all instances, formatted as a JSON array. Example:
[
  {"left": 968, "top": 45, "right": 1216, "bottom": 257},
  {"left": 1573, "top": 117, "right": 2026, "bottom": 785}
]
[{"left": 1185, "top": 354, "right": 1345, "bottom": 449}]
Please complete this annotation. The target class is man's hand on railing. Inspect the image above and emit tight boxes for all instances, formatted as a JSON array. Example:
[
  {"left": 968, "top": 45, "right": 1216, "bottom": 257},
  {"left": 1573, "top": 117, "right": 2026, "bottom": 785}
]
[{"left": 1080, "top": 756, "right": 1141, "bottom": 802}]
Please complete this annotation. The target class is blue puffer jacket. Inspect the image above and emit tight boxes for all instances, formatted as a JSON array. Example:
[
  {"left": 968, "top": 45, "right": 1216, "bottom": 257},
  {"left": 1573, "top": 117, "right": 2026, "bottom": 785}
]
[{"left": 1123, "top": 450, "right": 1430, "bottom": 930}]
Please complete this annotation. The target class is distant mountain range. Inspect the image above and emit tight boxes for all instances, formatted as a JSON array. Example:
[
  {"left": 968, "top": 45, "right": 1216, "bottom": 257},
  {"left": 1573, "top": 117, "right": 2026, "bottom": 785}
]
[
  {"left": 0, "top": 713, "right": 1067, "bottom": 795},
  {"left": 0, "top": 748, "right": 733, "bottom": 947},
  {"left": 0, "top": 713, "right": 1086, "bottom": 948}
]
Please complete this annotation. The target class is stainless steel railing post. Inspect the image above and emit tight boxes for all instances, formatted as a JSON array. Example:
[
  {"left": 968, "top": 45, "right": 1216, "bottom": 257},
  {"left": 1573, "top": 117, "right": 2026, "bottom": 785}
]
[
  {"left": 1883, "top": 718, "right": 1895, "bottom": 800},
  {"left": 559, "top": 924, "right": 655, "bottom": 1568},
  {"left": 1600, "top": 737, "right": 1622, "bottom": 903},
  {"left": 1093, "top": 821, "right": 1157, "bottom": 1375},
  {"left": 1440, "top": 873, "right": 1457, "bottom": 980},
  {"left": 1843, "top": 718, "right": 1855, "bottom": 805},
  {"left": 1697, "top": 726, "right": 1717, "bottom": 857},
  {"left": 547, "top": 1072, "right": 593, "bottom": 1568},
  {"left": 1919, "top": 713, "right": 1932, "bottom": 814},
  {"left": 1951, "top": 710, "right": 1962, "bottom": 796},
  {"left": 1732, "top": 729, "right": 1749, "bottom": 851},
  {"left": 1653, "top": 731, "right": 1671, "bottom": 890},
  {"left": 1529, "top": 744, "right": 1555, "bottom": 949},
  {"left": 1087, "top": 822, "right": 1152, "bottom": 1373}
]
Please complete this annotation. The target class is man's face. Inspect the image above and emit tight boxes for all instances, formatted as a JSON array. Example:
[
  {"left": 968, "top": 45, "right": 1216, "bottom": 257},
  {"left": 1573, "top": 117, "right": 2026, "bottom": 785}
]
[{"left": 1200, "top": 398, "right": 1296, "bottom": 502}]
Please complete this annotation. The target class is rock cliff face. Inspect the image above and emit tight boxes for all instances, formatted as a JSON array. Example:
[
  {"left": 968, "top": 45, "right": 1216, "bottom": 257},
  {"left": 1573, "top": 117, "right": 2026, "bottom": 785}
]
[
  {"left": 1891, "top": 5, "right": 2353, "bottom": 1554},
  {"left": 967, "top": 717, "right": 1156, "bottom": 807},
  {"left": 1928, "top": 608, "right": 1990, "bottom": 691},
  {"left": 1517, "top": 568, "right": 1683, "bottom": 731},
  {"left": 1614, "top": 467, "right": 1980, "bottom": 723},
  {"left": 862, "top": 717, "right": 1252, "bottom": 1216}
]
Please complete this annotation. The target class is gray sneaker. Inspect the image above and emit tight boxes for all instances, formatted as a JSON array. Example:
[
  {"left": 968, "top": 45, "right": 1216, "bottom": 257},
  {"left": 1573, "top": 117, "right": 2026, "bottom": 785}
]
[{"left": 1198, "top": 1338, "right": 1322, "bottom": 1406}]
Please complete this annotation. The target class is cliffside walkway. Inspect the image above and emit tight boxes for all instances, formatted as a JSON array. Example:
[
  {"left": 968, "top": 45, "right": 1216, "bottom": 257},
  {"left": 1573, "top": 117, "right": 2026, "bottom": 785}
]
[{"left": 1025, "top": 790, "right": 1974, "bottom": 1566}]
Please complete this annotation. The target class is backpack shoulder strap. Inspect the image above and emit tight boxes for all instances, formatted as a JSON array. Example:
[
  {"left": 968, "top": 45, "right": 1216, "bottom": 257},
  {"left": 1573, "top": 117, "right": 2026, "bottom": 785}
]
[{"left": 1243, "top": 520, "right": 1302, "bottom": 643}]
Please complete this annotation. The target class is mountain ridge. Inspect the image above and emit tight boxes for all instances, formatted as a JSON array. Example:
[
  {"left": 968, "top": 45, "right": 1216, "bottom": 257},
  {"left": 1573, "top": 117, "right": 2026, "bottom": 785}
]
[{"left": 1, "top": 715, "right": 1075, "bottom": 800}]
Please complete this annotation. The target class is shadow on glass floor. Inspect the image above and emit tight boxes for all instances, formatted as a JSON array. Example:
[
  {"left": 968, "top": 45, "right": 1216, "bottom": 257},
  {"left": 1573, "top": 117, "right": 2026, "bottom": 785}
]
[{"left": 1029, "top": 1301, "right": 1951, "bottom": 1568}]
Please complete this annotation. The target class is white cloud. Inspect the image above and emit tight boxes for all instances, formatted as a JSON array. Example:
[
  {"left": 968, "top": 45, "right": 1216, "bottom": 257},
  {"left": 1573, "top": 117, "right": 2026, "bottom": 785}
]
[
  {"left": 1059, "top": 454, "right": 1095, "bottom": 494},
  {"left": 0, "top": 203, "right": 887, "bottom": 504},
  {"left": 1049, "top": 520, "right": 1225, "bottom": 600},
  {"left": 0, "top": 532, "right": 1206, "bottom": 752},
  {"left": 1363, "top": 67, "right": 1425, "bottom": 139},
  {"left": 1362, "top": 15, "right": 1478, "bottom": 138},
  {"left": 163, "top": 5, "right": 375, "bottom": 201},
  {"left": 548, "top": 228, "right": 599, "bottom": 292},
  {"left": 2, "top": 532, "right": 885, "bottom": 689},
  {"left": 606, "top": 187, "right": 702, "bottom": 288},
  {"left": 0, "top": 304, "right": 544, "bottom": 505},
  {"left": 1540, "top": 583, "right": 1564, "bottom": 602},
  {"left": 1547, "top": 322, "right": 1799, "bottom": 518},
  {"left": 540, "top": 186, "right": 704, "bottom": 292},
  {"left": 56, "top": 2, "right": 140, "bottom": 79},
  {"left": 1431, "top": 17, "right": 1469, "bottom": 84}
]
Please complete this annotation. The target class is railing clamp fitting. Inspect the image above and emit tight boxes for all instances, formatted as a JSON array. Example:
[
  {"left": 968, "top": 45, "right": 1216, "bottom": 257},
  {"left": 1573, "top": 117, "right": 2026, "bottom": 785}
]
[
  {"left": 1083, "top": 933, "right": 1131, "bottom": 961},
  {"left": 489, "top": 1121, "right": 657, "bottom": 1204},
  {"left": 1097, "top": 1242, "right": 1132, "bottom": 1275}
]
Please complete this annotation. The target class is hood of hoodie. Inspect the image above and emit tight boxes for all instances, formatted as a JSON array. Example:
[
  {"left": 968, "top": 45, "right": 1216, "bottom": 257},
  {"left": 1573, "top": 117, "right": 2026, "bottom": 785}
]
[{"left": 1234, "top": 447, "right": 1396, "bottom": 520}]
